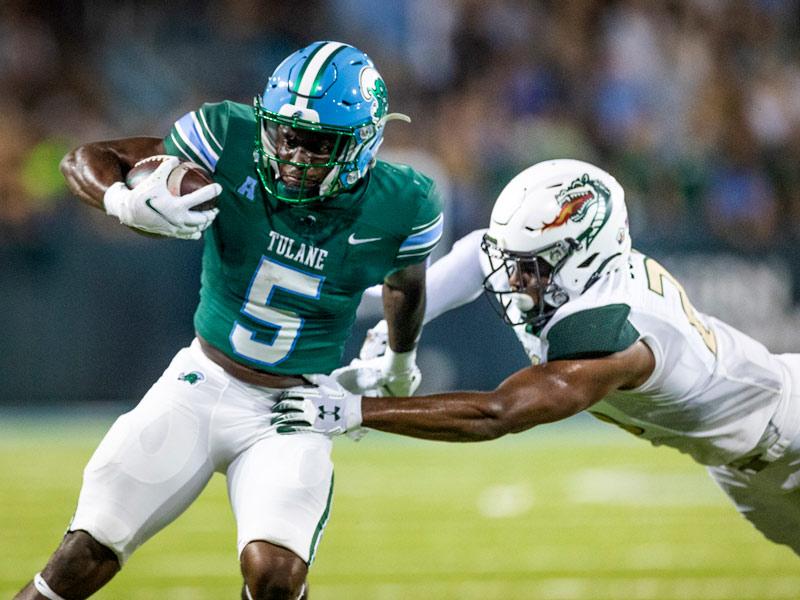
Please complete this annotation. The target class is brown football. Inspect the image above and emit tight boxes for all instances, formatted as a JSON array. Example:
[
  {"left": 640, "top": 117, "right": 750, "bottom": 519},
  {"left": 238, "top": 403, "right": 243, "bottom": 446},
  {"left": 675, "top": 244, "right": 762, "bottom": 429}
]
[{"left": 125, "top": 155, "right": 217, "bottom": 211}]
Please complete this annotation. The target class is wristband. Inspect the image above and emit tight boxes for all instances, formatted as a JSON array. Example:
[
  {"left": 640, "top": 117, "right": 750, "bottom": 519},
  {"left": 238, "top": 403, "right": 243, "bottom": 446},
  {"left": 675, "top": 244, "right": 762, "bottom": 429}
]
[
  {"left": 384, "top": 347, "right": 417, "bottom": 373},
  {"left": 347, "top": 394, "right": 364, "bottom": 429},
  {"left": 103, "top": 181, "right": 128, "bottom": 219}
]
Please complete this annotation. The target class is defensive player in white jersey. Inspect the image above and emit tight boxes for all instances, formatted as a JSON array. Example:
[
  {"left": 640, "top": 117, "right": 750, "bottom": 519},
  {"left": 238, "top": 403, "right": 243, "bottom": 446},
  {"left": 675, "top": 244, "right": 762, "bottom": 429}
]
[{"left": 272, "top": 159, "right": 800, "bottom": 556}]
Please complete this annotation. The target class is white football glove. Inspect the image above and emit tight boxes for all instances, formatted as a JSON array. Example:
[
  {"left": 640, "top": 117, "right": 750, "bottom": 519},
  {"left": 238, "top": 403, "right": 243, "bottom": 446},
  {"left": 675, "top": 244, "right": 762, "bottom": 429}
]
[
  {"left": 344, "top": 319, "right": 422, "bottom": 397},
  {"left": 271, "top": 374, "right": 363, "bottom": 438},
  {"left": 334, "top": 349, "right": 421, "bottom": 398},
  {"left": 331, "top": 360, "right": 385, "bottom": 396},
  {"left": 104, "top": 156, "right": 221, "bottom": 240},
  {"left": 359, "top": 319, "right": 389, "bottom": 360},
  {"left": 380, "top": 347, "right": 421, "bottom": 396}
]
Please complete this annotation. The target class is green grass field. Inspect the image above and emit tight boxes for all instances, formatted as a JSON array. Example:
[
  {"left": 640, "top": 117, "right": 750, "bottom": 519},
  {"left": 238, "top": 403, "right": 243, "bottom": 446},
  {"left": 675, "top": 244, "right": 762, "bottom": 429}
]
[{"left": 1, "top": 415, "right": 797, "bottom": 599}]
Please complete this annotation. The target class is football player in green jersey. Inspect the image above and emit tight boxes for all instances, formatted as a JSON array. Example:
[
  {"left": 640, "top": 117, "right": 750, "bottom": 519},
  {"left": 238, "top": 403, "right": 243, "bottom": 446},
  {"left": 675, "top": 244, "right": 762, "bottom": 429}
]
[
  {"left": 273, "top": 159, "right": 800, "bottom": 558},
  {"left": 17, "top": 42, "right": 442, "bottom": 600}
]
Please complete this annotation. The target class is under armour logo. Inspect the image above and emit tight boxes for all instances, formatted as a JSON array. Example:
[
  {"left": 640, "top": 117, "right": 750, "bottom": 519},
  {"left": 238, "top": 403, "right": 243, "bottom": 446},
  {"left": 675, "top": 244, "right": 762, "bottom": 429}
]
[{"left": 318, "top": 405, "right": 341, "bottom": 421}]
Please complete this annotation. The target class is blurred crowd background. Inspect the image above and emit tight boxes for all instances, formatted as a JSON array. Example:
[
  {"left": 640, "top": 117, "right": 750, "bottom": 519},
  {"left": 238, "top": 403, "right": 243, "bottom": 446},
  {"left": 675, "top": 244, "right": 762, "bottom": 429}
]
[{"left": 4, "top": 0, "right": 800, "bottom": 404}]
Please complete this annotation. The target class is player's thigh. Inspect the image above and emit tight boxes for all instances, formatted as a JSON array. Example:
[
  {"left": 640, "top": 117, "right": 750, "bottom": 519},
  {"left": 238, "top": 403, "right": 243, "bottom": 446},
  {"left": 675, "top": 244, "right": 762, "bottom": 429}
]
[
  {"left": 708, "top": 464, "right": 800, "bottom": 553},
  {"left": 227, "top": 433, "right": 334, "bottom": 565},
  {"left": 71, "top": 347, "right": 222, "bottom": 563}
]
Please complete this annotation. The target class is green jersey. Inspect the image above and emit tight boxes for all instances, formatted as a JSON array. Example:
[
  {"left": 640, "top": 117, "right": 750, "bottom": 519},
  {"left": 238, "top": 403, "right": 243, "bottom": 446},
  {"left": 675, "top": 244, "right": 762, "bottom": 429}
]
[{"left": 163, "top": 101, "right": 443, "bottom": 375}]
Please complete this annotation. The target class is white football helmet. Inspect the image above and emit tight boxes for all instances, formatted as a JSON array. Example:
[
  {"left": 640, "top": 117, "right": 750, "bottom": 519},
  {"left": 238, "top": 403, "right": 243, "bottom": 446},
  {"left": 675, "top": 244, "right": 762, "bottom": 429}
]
[{"left": 482, "top": 159, "right": 630, "bottom": 329}]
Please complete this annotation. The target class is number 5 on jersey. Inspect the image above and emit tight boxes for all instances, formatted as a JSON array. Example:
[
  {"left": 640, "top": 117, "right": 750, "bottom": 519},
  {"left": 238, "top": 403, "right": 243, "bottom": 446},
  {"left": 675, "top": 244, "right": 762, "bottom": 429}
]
[{"left": 230, "top": 257, "right": 324, "bottom": 366}]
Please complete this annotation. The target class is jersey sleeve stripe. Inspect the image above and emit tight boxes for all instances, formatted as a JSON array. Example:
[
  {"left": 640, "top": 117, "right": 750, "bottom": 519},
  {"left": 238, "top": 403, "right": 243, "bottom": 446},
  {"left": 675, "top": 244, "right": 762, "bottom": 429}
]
[
  {"left": 190, "top": 112, "right": 221, "bottom": 163},
  {"left": 168, "top": 132, "right": 199, "bottom": 163},
  {"left": 398, "top": 231, "right": 443, "bottom": 253},
  {"left": 396, "top": 249, "right": 436, "bottom": 259},
  {"left": 412, "top": 213, "right": 443, "bottom": 231},
  {"left": 399, "top": 235, "right": 442, "bottom": 253},
  {"left": 399, "top": 214, "right": 443, "bottom": 253},
  {"left": 196, "top": 107, "right": 223, "bottom": 154},
  {"left": 174, "top": 112, "right": 218, "bottom": 171}
]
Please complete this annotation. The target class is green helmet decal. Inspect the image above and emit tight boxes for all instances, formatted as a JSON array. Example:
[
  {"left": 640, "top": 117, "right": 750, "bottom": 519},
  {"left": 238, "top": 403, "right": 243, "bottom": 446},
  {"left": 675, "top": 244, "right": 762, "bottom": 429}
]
[
  {"left": 359, "top": 66, "right": 388, "bottom": 122},
  {"left": 543, "top": 173, "right": 611, "bottom": 249}
]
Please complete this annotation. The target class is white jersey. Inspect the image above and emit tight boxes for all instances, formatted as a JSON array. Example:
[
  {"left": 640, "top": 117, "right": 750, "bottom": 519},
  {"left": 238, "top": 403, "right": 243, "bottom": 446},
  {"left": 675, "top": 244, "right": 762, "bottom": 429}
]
[
  {"left": 420, "top": 231, "right": 798, "bottom": 466},
  {"left": 532, "top": 251, "right": 796, "bottom": 465}
]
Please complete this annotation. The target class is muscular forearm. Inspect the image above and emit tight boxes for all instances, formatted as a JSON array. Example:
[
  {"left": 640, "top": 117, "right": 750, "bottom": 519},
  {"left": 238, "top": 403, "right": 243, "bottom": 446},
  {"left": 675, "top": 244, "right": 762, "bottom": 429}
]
[
  {"left": 358, "top": 362, "right": 602, "bottom": 442},
  {"left": 361, "top": 391, "right": 509, "bottom": 442},
  {"left": 60, "top": 145, "right": 125, "bottom": 209},
  {"left": 383, "top": 284, "right": 424, "bottom": 352},
  {"left": 60, "top": 137, "right": 164, "bottom": 210},
  {"left": 274, "top": 353, "right": 645, "bottom": 442},
  {"left": 383, "top": 263, "right": 426, "bottom": 352}
]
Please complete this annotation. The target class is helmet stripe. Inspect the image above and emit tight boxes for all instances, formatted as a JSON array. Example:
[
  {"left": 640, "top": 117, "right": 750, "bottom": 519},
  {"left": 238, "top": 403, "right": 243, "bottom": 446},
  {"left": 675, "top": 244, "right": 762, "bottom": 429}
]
[
  {"left": 290, "top": 41, "right": 327, "bottom": 100},
  {"left": 292, "top": 41, "right": 347, "bottom": 109}
]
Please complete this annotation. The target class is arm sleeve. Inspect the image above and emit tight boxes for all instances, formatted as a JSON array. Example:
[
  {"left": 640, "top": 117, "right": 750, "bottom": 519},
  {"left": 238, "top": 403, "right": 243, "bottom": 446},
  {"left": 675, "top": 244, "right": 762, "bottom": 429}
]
[
  {"left": 423, "top": 228, "right": 488, "bottom": 323},
  {"left": 545, "top": 304, "right": 640, "bottom": 361},
  {"left": 364, "top": 228, "right": 489, "bottom": 323},
  {"left": 162, "top": 102, "right": 230, "bottom": 173}
]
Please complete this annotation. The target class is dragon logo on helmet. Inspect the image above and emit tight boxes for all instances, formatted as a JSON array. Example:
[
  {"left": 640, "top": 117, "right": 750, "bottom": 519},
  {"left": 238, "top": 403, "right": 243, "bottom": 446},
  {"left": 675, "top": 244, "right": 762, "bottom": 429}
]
[
  {"left": 359, "top": 66, "right": 388, "bottom": 123},
  {"left": 543, "top": 173, "right": 611, "bottom": 249}
]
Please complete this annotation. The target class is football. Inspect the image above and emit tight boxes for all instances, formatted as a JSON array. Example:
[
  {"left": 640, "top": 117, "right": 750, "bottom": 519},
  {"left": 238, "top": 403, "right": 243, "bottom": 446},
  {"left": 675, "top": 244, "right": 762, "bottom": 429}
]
[{"left": 125, "top": 155, "right": 217, "bottom": 211}]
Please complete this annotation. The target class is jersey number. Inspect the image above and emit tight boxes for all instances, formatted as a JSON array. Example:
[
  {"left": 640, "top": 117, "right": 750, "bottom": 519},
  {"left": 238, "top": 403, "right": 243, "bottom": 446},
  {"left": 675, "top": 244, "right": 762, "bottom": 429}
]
[
  {"left": 230, "top": 257, "right": 324, "bottom": 366},
  {"left": 644, "top": 258, "right": 717, "bottom": 355}
]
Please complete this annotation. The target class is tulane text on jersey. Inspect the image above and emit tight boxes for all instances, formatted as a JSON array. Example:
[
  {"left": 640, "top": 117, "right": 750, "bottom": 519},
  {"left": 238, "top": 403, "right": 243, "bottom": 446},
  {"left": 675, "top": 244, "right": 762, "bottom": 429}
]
[{"left": 164, "top": 101, "right": 443, "bottom": 374}]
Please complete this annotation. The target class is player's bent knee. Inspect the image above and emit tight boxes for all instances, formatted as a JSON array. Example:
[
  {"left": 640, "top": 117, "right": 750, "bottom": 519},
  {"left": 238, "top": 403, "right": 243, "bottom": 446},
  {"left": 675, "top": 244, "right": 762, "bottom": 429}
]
[
  {"left": 241, "top": 541, "right": 307, "bottom": 600},
  {"left": 41, "top": 530, "right": 120, "bottom": 597}
]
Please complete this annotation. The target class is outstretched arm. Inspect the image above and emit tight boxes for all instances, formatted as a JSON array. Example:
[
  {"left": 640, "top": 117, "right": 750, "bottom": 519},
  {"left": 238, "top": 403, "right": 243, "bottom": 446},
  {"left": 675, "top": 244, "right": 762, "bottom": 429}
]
[
  {"left": 361, "top": 229, "right": 487, "bottom": 325},
  {"left": 275, "top": 340, "right": 655, "bottom": 441},
  {"left": 360, "top": 341, "right": 654, "bottom": 441}
]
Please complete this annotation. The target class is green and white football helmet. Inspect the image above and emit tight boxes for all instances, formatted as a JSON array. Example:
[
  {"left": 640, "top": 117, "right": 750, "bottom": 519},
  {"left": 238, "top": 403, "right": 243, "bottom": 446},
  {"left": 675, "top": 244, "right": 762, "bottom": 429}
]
[{"left": 482, "top": 159, "right": 631, "bottom": 329}]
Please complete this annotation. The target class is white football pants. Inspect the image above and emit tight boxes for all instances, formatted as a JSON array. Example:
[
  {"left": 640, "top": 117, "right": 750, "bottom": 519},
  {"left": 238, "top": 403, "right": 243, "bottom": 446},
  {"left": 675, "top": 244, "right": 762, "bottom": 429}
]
[
  {"left": 708, "top": 354, "right": 800, "bottom": 554},
  {"left": 70, "top": 339, "right": 334, "bottom": 565}
]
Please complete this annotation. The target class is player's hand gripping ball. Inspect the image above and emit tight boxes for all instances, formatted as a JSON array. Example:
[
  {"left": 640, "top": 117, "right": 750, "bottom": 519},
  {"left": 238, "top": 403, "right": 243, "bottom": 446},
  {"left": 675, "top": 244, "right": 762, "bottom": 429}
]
[
  {"left": 104, "top": 155, "right": 221, "bottom": 240},
  {"left": 125, "top": 156, "right": 218, "bottom": 211}
]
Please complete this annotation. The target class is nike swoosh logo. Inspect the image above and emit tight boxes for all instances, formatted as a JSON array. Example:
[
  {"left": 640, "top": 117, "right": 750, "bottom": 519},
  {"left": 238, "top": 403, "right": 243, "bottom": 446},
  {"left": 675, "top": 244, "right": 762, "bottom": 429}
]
[
  {"left": 348, "top": 233, "right": 382, "bottom": 245},
  {"left": 145, "top": 198, "right": 169, "bottom": 220}
]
